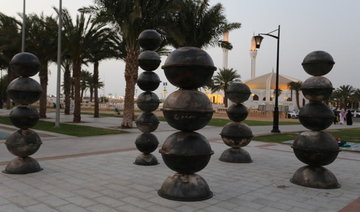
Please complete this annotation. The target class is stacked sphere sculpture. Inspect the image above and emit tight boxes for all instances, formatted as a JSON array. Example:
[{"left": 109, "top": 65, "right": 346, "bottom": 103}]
[
  {"left": 134, "top": 30, "right": 162, "bottom": 166},
  {"left": 5, "top": 52, "right": 43, "bottom": 174},
  {"left": 219, "top": 82, "right": 254, "bottom": 163},
  {"left": 290, "top": 50, "right": 340, "bottom": 189},
  {"left": 158, "top": 47, "right": 216, "bottom": 201}
]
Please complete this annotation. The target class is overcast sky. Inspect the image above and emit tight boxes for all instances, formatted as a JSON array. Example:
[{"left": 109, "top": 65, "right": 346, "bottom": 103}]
[{"left": 2, "top": 0, "right": 360, "bottom": 98}]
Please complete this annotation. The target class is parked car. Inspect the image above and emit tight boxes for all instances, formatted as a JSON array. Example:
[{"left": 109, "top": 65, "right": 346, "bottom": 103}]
[
  {"left": 287, "top": 110, "right": 299, "bottom": 119},
  {"left": 353, "top": 110, "right": 360, "bottom": 118}
]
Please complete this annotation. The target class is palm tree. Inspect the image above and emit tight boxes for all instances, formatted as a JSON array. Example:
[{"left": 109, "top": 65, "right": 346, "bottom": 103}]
[
  {"left": 165, "top": 0, "right": 241, "bottom": 48},
  {"left": 26, "top": 14, "right": 58, "bottom": 118},
  {"left": 287, "top": 81, "right": 302, "bottom": 109},
  {"left": 61, "top": 9, "right": 111, "bottom": 122},
  {"left": 351, "top": 88, "right": 360, "bottom": 109},
  {"left": 85, "top": 0, "right": 177, "bottom": 128},
  {"left": 80, "top": 70, "right": 92, "bottom": 100},
  {"left": 336, "top": 85, "right": 355, "bottom": 109},
  {"left": 210, "top": 68, "right": 240, "bottom": 107}
]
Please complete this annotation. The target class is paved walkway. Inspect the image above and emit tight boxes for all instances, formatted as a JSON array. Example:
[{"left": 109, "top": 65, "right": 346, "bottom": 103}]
[{"left": 0, "top": 110, "right": 358, "bottom": 211}]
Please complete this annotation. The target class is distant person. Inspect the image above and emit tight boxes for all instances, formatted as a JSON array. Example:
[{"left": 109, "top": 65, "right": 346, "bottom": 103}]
[
  {"left": 333, "top": 109, "right": 339, "bottom": 124},
  {"left": 114, "top": 107, "right": 120, "bottom": 115},
  {"left": 346, "top": 110, "right": 353, "bottom": 125},
  {"left": 339, "top": 109, "right": 345, "bottom": 125}
]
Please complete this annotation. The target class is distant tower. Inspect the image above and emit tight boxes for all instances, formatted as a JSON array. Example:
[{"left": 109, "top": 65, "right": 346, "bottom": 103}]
[
  {"left": 222, "top": 32, "right": 229, "bottom": 69},
  {"left": 250, "top": 37, "right": 257, "bottom": 79}
]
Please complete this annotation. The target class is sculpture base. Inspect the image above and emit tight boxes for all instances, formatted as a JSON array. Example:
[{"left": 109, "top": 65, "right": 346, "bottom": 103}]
[
  {"left": 291, "top": 165, "right": 340, "bottom": 189},
  {"left": 158, "top": 173, "right": 212, "bottom": 201},
  {"left": 219, "top": 148, "right": 252, "bottom": 163},
  {"left": 4, "top": 156, "right": 42, "bottom": 174},
  {"left": 134, "top": 154, "right": 159, "bottom": 166}
]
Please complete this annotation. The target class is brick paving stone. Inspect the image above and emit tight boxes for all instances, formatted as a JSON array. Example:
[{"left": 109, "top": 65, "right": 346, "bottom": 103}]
[
  {"left": 147, "top": 205, "right": 176, "bottom": 212},
  {"left": 37, "top": 196, "right": 69, "bottom": 207},
  {"left": 25, "top": 203, "right": 59, "bottom": 212},
  {"left": 87, "top": 204, "right": 119, "bottom": 212},
  {"left": 117, "top": 204, "right": 144, "bottom": 212},
  {"left": 57, "top": 204, "right": 89, "bottom": 212},
  {"left": 122, "top": 196, "right": 154, "bottom": 208},
  {"left": 64, "top": 196, "right": 97, "bottom": 207},
  {"left": 7, "top": 195, "right": 39, "bottom": 207},
  {"left": 0, "top": 204, "right": 27, "bottom": 212},
  {"left": 95, "top": 196, "right": 126, "bottom": 207}
]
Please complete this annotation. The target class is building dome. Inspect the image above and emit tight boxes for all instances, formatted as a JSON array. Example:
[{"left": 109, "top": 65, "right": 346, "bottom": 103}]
[{"left": 244, "top": 72, "right": 300, "bottom": 90}]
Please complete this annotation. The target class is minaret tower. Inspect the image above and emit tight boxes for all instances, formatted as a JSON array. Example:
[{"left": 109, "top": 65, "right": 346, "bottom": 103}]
[{"left": 250, "top": 37, "right": 257, "bottom": 79}]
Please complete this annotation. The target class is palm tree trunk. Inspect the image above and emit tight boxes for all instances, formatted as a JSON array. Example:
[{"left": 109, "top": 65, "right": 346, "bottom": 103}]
[
  {"left": 73, "top": 59, "right": 81, "bottom": 123},
  {"left": 224, "top": 85, "right": 228, "bottom": 107},
  {"left": 64, "top": 63, "right": 71, "bottom": 115},
  {"left": 93, "top": 61, "right": 99, "bottom": 118},
  {"left": 39, "top": 61, "right": 48, "bottom": 118},
  {"left": 121, "top": 48, "right": 139, "bottom": 128},
  {"left": 295, "top": 91, "right": 300, "bottom": 109}
]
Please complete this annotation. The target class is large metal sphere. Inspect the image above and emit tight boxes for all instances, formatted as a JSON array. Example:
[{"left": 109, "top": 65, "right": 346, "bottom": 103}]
[
  {"left": 162, "top": 47, "right": 216, "bottom": 89},
  {"left": 299, "top": 102, "right": 334, "bottom": 131},
  {"left": 135, "top": 133, "right": 159, "bottom": 154},
  {"left": 5, "top": 129, "right": 42, "bottom": 157},
  {"left": 137, "top": 91, "right": 160, "bottom": 112},
  {"left": 220, "top": 122, "right": 253, "bottom": 148},
  {"left": 138, "top": 51, "right": 161, "bottom": 71},
  {"left": 292, "top": 131, "right": 339, "bottom": 166},
  {"left": 226, "top": 82, "right": 251, "bottom": 104},
  {"left": 301, "top": 76, "right": 333, "bottom": 102},
  {"left": 7, "top": 77, "right": 42, "bottom": 104},
  {"left": 302, "top": 51, "right": 335, "bottom": 76},
  {"left": 160, "top": 132, "right": 213, "bottom": 174},
  {"left": 226, "top": 103, "right": 248, "bottom": 122},
  {"left": 163, "top": 90, "right": 213, "bottom": 131},
  {"left": 137, "top": 72, "right": 160, "bottom": 91},
  {"left": 9, "top": 106, "right": 39, "bottom": 129},
  {"left": 9, "top": 52, "right": 40, "bottom": 77},
  {"left": 138, "top": 29, "right": 162, "bottom": 51},
  {"left": 135, "top": 112, "right": 159, "bottom": 133}
]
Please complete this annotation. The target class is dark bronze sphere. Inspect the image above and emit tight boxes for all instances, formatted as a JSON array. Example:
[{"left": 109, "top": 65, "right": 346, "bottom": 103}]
[
  {"left": 135, "top": 133, "right": 159, "bottom": 154},
  {"left": 226, "top": 82, "right": 251, "bottom": 104},
  {"left": 302, "top": 51, "right": 335, "bottom": 76},
  {"left": 301, "top": 76, "right": 333, "bottom": 102},
  {"left": 292, "top": 131, "right": 339, "bottom": 166},
  {"left": 138, "top": 51, "right": 161, "bottom": 71},
  {"left": 137, "top": 91, "right": 160, "bottom": 112},
  {"left": 135, "top": 112, "right": 159, "bottom": 133},
  {"left": 160, "top": 132, "right": 213, "bottom": 174},
  {"left": 7, "top": 77, "right": 42, "bottom": 105},
  {"left": 299, "top": 102, "right": 334, "bottom": 131},
  {"left": 138, "top": 29, "right": 162, "bottom": 51},
  {"left": 5, "top": 129, "right": 42, "bottom": 157},
  {"left": 226, "top": 103, "right": 248, "bottom": 122},
  {"left": 220, "top": 122, "right": 253, "bottom": 148},
  {"left": 137, "top": 72, "right": 160, "bottom": 91},
  {"left": 9, "top": 106, "right": 39, "bottom": 129},
  {"left": 162, "top": 47, "right": 216, "bottom": 89},
  {"left": 163, "top": 90, "right": 213, "bottom": 131},
  {"left": 10, "top": 52, "right": 40, "bottom": 77}
]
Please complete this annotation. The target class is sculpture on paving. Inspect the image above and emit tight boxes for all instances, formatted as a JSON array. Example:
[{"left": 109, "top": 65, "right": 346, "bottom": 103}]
[
  {"left": 291, "top": 50, "right": 340, "bottom": 189},
  {"left": 134, "top": 30, "right": 162, "bottom": 166},
  {"left": 158, "top": 47, "right": 216, "bottom": 201},
  {"left": 5, "top": 52, "right": 43, "bottom": 174}
]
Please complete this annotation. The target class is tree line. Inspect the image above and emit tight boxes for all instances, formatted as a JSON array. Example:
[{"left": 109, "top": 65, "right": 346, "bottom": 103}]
[{"left": 0, "top": 0, "right": 240, "bottom": 128}]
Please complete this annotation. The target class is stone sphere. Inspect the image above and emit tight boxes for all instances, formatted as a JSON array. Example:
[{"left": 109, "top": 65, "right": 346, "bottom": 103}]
[
  {"left": 138, "top": 51, "right": 161, "bottom": 71},
  {"left": 137, "top": 72, "right": 160, "bottom": 91},
  {"left": 160, "top": 131, "right": 213, "bottom": 174},
  {"left": 226, "top": 103, "right": 248, "bottom": 122},
  {"left": 301, "top": 76, "right": 333, "bottom": 102},
  {"left": 135, "top": 133, "right": 159, "bottom": 154},
  {"left": 299, "top": 102, "right": 334, "bottom": 131},
  {"left": 226, "top": 82, "right": 251, "bottom": 104},
  {"left": 10, "top": 52, "right": 40, "bottom": 77},
  {"left": 302, "top": 51, "right": 335, "bottom": 76},
  {"left": 220, "top": 122, "right": 253, "bottom": 148},
  {"left": 137, "top": 91, "right": 160, "bottom": 112},
  {"left": 163, "top": 90, "right": 213, "bottom": 131},
  {"left": 7, "top": 77, "right": 42, "bottom": 105},
  {"left": 135, "top": 112, "right": 159, "bottom": 133},
  {"left": 138, "top": 29, "right": 162, "bottom": 51},
  {"left": 162, "top": 47, "right": 216, "bottom": 89},
  {"left": 5, "top": 129, "right": 42, "bottom": 157},
  {"left": 9, "top": 106, "right": 39, "bottom": 129},
  {"left": 292, "top": 131, "right": 339, "bottom": 166}
]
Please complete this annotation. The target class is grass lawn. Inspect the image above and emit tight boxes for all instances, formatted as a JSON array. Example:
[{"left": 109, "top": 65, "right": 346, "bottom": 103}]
[
  {"left": 253, "top": 128, "right": 360, "bottom": 143},
  {"left": 0, "top": 116, "right": 127, "bottom": 137}
]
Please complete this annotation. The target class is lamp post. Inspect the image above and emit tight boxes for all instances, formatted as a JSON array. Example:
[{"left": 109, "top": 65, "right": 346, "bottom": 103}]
[
  {"left": 55, "top": 0, "right": 62, "bottom": 128},
  {"left": 253, "top": 25, "right": 281, "bottom": 133},
  {"left": 21, "top": 0, "right": 26, "bottom": 52}
]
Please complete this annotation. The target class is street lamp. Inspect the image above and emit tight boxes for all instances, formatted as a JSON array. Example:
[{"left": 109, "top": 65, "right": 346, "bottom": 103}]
[
  {"left": 55, "top": 0, "right": 62, "bottom": 128},
  {"left": 253, "top": 25, "right": 281, "bottom": 133}
]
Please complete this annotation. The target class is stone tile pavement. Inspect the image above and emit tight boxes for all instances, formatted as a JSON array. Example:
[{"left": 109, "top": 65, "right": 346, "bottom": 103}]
[{"left": 0, "top": 141, "right": 359, "bottom": 212}]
